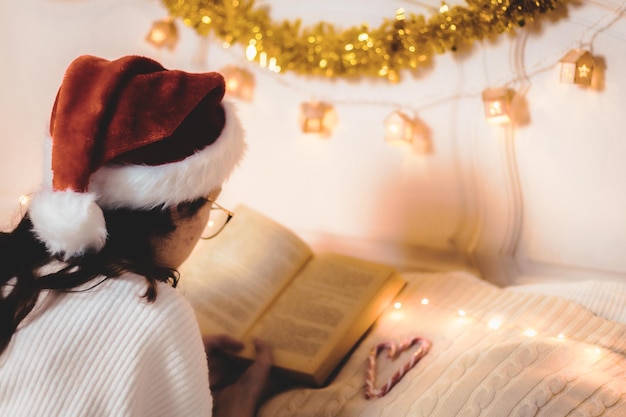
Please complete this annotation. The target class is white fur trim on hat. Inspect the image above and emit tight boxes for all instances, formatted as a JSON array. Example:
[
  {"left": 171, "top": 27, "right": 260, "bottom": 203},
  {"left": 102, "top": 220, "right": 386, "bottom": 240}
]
[
  {"left": 90, "top": 101, "right": 246, "bottom": 209},
  {"left": 29, "top": 189, "right": 107, "bottom": 258}
]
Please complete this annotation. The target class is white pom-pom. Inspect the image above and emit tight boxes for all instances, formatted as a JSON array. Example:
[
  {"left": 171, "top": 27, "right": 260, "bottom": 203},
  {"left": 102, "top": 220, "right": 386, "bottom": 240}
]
[{"left": 29, "top": 189, "right": 107, "bottom": 259}]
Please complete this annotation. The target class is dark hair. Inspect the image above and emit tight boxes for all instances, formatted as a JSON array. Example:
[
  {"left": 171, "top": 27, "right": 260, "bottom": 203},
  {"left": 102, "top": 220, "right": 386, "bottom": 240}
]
[{"left": 0, "top": 198, "right": 207, "bottom": 354}]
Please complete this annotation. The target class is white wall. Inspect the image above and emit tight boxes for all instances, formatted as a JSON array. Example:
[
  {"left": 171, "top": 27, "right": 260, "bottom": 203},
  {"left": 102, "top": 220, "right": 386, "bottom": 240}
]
[
  {"left": 514, "top": 7, "right": 626, "bottom": 284},
  {"left": 1, "top": 0, "right": 625, "bottom": 282}
]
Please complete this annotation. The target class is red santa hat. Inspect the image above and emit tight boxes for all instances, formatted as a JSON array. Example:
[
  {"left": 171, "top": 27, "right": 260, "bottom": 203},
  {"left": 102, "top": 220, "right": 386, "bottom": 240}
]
[{"left": 28, "top": 55, "right": 246, "bottom": 259}]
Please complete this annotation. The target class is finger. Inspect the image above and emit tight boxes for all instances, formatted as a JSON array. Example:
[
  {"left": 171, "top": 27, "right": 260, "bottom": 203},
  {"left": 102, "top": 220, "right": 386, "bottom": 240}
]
[
  {"left": 252, "top": 338, "right": 273, "bottom": 367},
  {"left": 237, "top": 338, "right": 273, "bottom": 395},
  {"left": 203, "top": 334, "right": 245, "bottom": 353}
]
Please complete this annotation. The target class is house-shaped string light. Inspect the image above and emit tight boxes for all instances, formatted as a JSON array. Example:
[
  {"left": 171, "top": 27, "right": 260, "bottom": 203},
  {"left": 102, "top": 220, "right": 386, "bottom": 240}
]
[
  {"left": 220, "top": 65, "right": 255, "bottom": 101},
  {"left": 482, "top": 87, "right": 514, "bottom": 125},
  {"left": 145, "top": 17, "right": 179, "bottom": 50},
  {"left": 384, "top": 111, "right": 415, "bottom": 144},
  {"left": 299, "top": 101, "right": 337, "bottom": 137},
  {"left": 384, "top": 110, "right": 430, "bottom": 153},
  {"left": 559, "top": 49, "right": 595, "bottom": 86}
]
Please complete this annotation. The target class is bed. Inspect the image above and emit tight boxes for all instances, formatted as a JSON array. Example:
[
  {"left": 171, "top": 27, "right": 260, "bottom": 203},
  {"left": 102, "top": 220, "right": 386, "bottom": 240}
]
[
  {"left": 257, "top": 271, "right": 626, "bottom": 416},
  {"left": 248, "top": 144, "right": 626, "bottom": 417}
]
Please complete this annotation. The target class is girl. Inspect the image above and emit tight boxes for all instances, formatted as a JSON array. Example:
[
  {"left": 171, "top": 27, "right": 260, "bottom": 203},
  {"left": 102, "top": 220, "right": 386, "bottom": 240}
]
[{"left": 0, "top": 54, "right": 272, "bottom": 417}]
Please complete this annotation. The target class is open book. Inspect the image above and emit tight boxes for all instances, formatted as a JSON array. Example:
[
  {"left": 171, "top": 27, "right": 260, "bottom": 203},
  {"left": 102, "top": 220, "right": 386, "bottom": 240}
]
[{"left": 178, "top": 205, "right": 405, "bottom": 386}]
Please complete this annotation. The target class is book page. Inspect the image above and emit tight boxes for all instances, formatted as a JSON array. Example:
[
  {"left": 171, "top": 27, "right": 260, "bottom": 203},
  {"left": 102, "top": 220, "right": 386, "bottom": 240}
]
[
  {"left": 178, "top": 205, "right": 313, "bottom": 338},
  {"left": 240, "top": 253, "right": 403, "bottom": 384}
]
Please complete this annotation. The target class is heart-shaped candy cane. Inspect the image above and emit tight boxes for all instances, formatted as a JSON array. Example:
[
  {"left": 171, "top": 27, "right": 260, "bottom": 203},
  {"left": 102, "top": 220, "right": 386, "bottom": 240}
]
[{"left": 364, "top": 336, "right": 431, "bottom": 399}]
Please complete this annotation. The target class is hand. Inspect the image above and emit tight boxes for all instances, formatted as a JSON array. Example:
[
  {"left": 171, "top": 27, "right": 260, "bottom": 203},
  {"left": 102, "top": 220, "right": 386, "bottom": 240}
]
[
  {"left": 204, "top": 335, "right": 273, "bottom": 417},
  {"left": 204, "top": 334, "right": 248, "bottom": 390}
]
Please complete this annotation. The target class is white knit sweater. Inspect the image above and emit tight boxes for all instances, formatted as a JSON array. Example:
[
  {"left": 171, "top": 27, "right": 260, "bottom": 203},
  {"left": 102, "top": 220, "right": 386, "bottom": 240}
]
[{"left": 0, "top": 272, "right": 213, "bottom": 417}]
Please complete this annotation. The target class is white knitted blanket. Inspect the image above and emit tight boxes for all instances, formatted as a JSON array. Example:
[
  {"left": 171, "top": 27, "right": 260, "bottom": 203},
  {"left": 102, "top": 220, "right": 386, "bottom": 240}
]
[{"left": 259, "top": 271, "right": 626, "bottom": 417}]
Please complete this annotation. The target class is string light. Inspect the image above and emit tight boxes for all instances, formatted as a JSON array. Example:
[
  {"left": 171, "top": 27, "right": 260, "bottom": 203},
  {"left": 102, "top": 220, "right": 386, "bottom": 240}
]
[
  {"left": 384, "top": 110, "right": 431, "bottom": 153},
  {"left": 19, "top": 194, "right": 30, "bottom": 206},
  {"left": 389, "top": 301, "right": 405, "bottom": 320},
  {"left": 384, "top": 111, "right": 415, "bottom": 144},
  {"left": 220, "top": 65, "right": 255, "bottom": 101},
  {"left": 559, "top": 49, "right": 596, "bottom": 86},
  {"left": 387, "top": 297, "right": 568, "bottom": 342},
  {"left": 299, "top": 101, "right": 338, "bottom": 137},
  {"left": 488, "top": 317, "right": 503, "bottom": 330},
  {"left": 523, "top": 328, "right": 538, "bottom": 337},
  {"left": 145, "top": 17, "right": 179, "bottom": 50},
  {"left": 387, "top": 293, "right": 607, "bottom": 358},
  {"left": 382, "top": 296, "right": 626, "bottom": 393},
  {"left": 482, "top": 87, "right": 515, "bottom": 125},
  {"left": 153, "top": 0, "right": 623, "bottom": 146}
]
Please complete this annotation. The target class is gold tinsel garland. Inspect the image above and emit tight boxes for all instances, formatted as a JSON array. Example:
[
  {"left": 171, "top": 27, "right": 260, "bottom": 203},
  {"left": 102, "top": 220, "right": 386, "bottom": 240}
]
[{"left": 160, "top": 0, "right": 569, "bottom": 81}]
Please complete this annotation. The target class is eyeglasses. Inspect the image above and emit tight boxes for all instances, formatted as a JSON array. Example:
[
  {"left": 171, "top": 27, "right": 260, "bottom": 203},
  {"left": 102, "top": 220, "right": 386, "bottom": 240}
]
[{"left": 201, "top": 199, "right": 234, "bottom": 240}]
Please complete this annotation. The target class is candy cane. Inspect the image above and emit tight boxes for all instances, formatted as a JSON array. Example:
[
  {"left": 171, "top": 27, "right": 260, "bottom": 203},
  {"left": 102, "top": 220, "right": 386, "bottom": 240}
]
[{"left": 364, "top": 337, "right": 431, "bottom": 399}]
